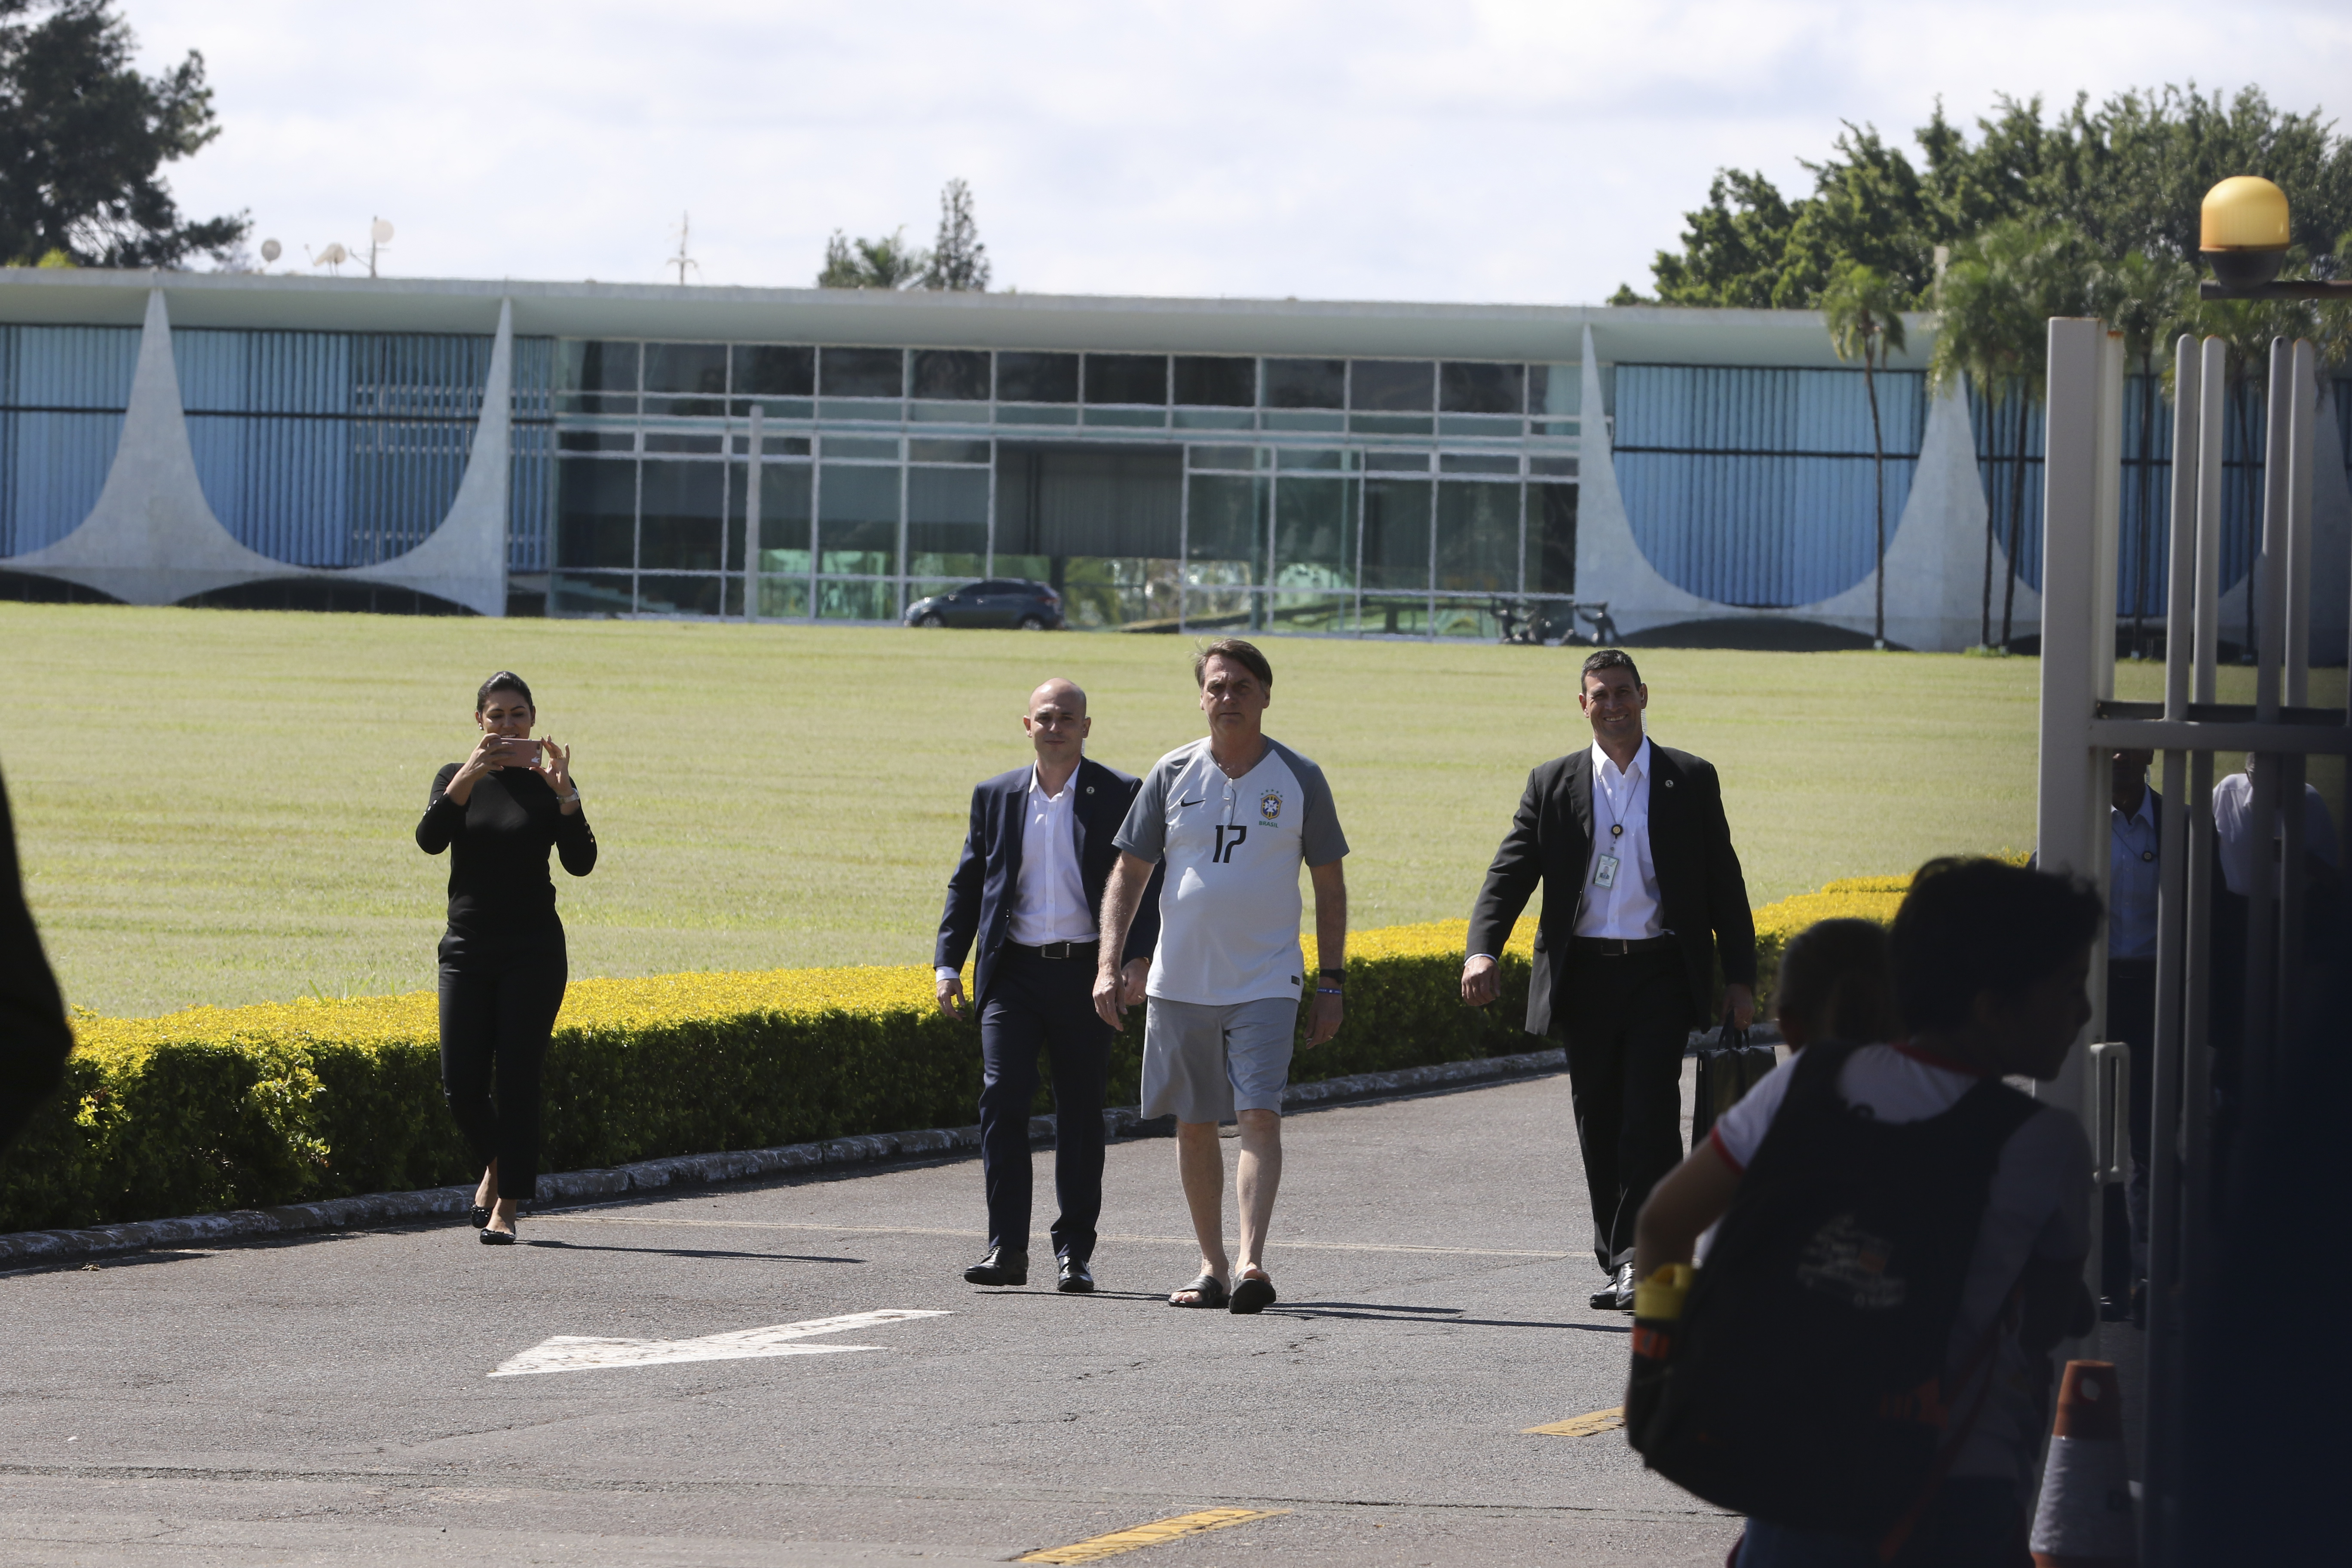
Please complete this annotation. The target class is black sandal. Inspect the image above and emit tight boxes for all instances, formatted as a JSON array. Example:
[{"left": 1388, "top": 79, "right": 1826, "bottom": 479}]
[
  {"left": 1168, "top": 1273, "right": 1228, "bottom": 1308},
  {"left": 1229, "top": 1272, "right": 1277, "bottom": 1314}
]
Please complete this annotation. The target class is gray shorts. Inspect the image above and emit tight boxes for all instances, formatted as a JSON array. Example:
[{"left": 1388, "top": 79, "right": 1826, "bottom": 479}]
[{"left": 1141, "top": 996, "right": 1299, "bottom": 1124}]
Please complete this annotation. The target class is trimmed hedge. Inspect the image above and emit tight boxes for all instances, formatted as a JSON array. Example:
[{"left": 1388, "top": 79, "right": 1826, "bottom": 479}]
[{"left": 1, "top": 878, "right": 1909, "bottom": 1234}]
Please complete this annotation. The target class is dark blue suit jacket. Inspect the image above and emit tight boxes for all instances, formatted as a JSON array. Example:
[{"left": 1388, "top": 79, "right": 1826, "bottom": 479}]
[{"left": 936, "top": 756, "right": 1165, "bottom": 1010}]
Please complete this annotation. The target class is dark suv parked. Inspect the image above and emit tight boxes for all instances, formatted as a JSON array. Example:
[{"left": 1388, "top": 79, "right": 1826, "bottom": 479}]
[{"left": 902, "top": 579, "right": 1065, "bottom": 630}]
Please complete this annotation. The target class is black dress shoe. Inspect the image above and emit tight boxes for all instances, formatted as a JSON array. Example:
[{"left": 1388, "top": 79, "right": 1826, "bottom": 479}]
[
  {"left": 1057, "top": 1256, "right": 1095, "bottom": 1293},
  {"left": 963, "top": 1246, "right": 1028, "bottom": 1286},
  {"left": 1589, "top": 1262, "right": 1635, "bottom": 1311}
]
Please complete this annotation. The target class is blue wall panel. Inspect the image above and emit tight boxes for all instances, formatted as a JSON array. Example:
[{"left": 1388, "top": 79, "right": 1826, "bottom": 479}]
[
  {"left": 1614, "top": 364, "right": 1927, "bottom": 607},
  {"left": 0, "top": 325, "right": 137, "bottom": 555}
]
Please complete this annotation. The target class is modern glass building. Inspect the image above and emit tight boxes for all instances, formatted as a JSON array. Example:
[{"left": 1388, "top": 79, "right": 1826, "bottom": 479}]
[
  {"left": 545, "top": 338, "right": 1579, "bottom": 636},
  {"left": 3, "top": 269, "right": 2345, "bottom": 653}
]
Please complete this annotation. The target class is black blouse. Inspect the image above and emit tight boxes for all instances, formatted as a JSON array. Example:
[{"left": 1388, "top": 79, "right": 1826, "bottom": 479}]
[{"left": 416, "top": 763, "right": 598, "bottom": 958}]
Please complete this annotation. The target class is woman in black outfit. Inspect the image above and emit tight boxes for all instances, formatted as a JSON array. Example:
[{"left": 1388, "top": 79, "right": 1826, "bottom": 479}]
[{"left": 416, "top": 672, "right": 597, "bottom": 1243}]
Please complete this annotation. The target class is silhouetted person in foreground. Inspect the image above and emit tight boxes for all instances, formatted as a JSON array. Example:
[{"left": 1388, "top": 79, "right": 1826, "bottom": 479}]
[{"left": 0, "top": 766, "right": 73, "bottom": 1152}]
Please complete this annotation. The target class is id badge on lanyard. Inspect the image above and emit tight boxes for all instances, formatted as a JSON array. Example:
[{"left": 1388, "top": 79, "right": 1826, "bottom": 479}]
[{"left": 1593, "top": 850, "right": 1620, "bottom": 890}]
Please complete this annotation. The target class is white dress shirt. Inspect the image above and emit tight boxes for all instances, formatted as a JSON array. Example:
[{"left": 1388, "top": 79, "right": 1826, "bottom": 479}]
[
  {"left": 937, "top": 765, "right": 1098, "bottom": 983},
  {"left": 2213, "top": 769, "right": 2341, "bottom": 896},
  {"left": 1575, "top": 737, "right": 1664, "bottom": 940},
  {"left": 2108, "top": 788, "right": 2159, "bottom": 961}
]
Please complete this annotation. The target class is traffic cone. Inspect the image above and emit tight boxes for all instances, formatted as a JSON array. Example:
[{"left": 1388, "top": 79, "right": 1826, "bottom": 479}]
[{"left": 2028, "top": 1360, "right": 2136, "bottom": 1568}]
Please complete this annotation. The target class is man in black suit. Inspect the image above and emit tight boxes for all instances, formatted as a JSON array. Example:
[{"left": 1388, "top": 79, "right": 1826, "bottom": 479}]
[
  {"left": 937, "top": 677, "right": 1162, "bottom": 1292},
  {"left": 1461, "top": 649, "right": 1755, "bottom": 1311}
]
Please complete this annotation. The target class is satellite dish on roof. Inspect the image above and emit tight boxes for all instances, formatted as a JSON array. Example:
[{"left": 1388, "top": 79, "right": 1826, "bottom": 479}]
[
  {"left": 371, "top": 219, "right": 395, "bottom": 245},
  {"left": 260, "top": 238, "right": 282, "bottom": 263}
]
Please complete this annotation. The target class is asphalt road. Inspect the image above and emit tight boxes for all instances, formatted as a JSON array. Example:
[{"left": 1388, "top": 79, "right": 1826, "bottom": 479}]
[{"left": 2, "top": 1071, "right": 1743, "bottom": 1567}]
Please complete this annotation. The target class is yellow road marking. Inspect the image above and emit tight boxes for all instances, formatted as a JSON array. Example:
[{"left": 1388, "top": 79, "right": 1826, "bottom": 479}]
[
  {"left": 1020, "top": 1508, "right": 1289, "bottom": 1563},
  {"left": 1525, "top": 1406, "right": 1625, "bottom": 1436},
  {"left": 533, "top": 1213, "right": 1569, "bottom": 1260}
]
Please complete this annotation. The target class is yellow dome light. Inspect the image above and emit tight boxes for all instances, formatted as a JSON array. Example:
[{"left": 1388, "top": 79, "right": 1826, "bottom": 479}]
[{"left": 2202, "top": 176, "right": 2291, "bottom": 288}]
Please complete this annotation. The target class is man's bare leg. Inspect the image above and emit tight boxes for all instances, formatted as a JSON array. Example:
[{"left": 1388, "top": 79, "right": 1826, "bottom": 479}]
[
  {"left": 1173, "top": 1119, "right": 1230, "bottom": 1303},
  {"left": 1234, "top": 1108, "right": 1282, "bottom": 1282}
]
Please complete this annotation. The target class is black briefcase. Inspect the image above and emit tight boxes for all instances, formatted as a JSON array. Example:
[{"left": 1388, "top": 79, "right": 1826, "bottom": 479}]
[{"left": 1690, "top": 1023, "right": 1777, "bottom": 1152}]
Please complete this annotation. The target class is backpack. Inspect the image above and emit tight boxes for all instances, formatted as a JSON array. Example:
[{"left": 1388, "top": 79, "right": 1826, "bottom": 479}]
[{"left": 1626, "top": 1042, "right": 2040, "bottom": 1539}]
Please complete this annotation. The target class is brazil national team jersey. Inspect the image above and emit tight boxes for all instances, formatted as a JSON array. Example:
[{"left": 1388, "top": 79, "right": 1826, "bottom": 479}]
[{"left": 1114, "top": 736, "right": 1349, "bottom": 1007}]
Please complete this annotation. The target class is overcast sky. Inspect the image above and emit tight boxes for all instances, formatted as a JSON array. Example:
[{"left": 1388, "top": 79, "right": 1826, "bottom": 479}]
[{"left": 123, "top": 0, "right": 2352, "bottom": 307}]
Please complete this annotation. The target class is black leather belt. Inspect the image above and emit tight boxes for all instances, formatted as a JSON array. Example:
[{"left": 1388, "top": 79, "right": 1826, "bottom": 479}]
[
  {"left": 1010, "top": 940, "right": 1099, "bottom": 961},
  {"left": 1571, "top": 935, "right": 1678, "bottom": 956}
]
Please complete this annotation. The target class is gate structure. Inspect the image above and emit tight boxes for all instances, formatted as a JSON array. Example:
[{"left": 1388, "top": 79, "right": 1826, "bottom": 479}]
[{"left": 2037, "top": 318, "right": 2343, "bottom": 1561}]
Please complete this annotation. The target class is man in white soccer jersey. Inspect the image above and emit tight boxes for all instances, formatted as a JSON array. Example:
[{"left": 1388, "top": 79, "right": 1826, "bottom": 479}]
[{"left": 1094, "top": 639, "right": 1349, "bottom": 1315}]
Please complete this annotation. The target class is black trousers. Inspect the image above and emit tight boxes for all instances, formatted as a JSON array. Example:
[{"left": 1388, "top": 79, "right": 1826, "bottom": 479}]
[
  {"left": 978, "top": 946, "right": 1113, "bottom": 1262},
  {"left": 438, "top": 946, "right": 567, "bottom": 1202},
  {"left": 1559, "top": 948, "right": 1691, "bottom": 1273}
]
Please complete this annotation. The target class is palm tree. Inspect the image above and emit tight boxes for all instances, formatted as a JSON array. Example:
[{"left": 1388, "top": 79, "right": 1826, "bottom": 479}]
[
  {"left": 1931, "top": 233, "right": 2033, "bottom": 649},
  {"left": 2092, "top": 251, "right": 2192, "bottom": 657},
  {"left": 1824, "top": 262, "right": 1911, "bottom": 648}
]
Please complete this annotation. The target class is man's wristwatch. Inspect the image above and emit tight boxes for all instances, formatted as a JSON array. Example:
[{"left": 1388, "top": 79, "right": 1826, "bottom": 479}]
[{"left": 1317, "top": 967, "right": 1344, "bottom": 990}]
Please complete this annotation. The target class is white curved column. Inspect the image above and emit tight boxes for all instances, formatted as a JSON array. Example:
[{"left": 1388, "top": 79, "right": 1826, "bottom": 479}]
[
  {"left": 1, "top": 289, "right": 288, "bottom": 603},
  {"left": 1796, "top": 387, "right": 2038, "bottom": 651},
  {"left": 352, "top": 298, "right": 512, "bottom": 617},
  {"left": 1570, "top": 324, "right": 1727, "bottom": 637}
]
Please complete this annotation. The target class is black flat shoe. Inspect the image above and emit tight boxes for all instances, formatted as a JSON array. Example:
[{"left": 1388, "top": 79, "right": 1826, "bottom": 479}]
[
  {"left": 469, "top": 1205, "right": 491, "bottom": 1229},
  {"left": 480, "top": 1222, "right": 517, "bottom": 1246},
  {"left": 1057, "top": 1256, "right": 1095, "bottom": 1293},
  {"left": 963, "top": 1246, "right": 1027, "bottom": 1286}
]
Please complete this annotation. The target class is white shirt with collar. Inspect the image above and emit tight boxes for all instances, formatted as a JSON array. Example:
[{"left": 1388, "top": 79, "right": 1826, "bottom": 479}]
[
  {"left": 1575, "top": 736, "right": 1664, "bottom": 940},
  {"left": 937, "top": 764, "right": 1097, "bottom": 982},
  {"left": 1007, "top": 763, "right": 1098, "bottom": 947}
]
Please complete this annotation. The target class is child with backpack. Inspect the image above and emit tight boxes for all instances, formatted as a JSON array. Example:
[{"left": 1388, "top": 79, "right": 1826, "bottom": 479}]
[{"left": 1628, "top": 858, "right": 2101, "bottom": 1567}]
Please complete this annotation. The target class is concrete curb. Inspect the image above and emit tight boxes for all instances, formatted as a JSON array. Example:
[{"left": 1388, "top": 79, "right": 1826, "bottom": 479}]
[{"left": 0, "top": 1049, "right": 1565, "bottom": 1268}]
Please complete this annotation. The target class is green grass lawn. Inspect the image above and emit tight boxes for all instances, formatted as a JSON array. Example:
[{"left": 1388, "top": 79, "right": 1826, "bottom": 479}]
[{"left": 4, "top": 602, "right": 2327, "bottom": 1018}]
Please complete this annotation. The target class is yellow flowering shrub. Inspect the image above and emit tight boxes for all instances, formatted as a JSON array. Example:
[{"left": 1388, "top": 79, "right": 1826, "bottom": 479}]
[{"left": 7, "top": 872, "right": 1946, "bottom": 1235}]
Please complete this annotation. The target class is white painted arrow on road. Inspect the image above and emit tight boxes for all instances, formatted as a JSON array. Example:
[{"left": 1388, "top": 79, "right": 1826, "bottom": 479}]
[{"left": 490, "top": 1308, "right": 952, "bottom": 1377}]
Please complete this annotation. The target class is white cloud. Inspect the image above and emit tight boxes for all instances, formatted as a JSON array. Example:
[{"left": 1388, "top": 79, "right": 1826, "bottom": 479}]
[{"left": 119, "top": 0, "right": 2352, "bottom": 306}]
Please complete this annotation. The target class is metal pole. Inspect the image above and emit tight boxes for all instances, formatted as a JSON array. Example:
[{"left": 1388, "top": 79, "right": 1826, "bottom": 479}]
[
  {"left": 2193, "top": 339, "right": 2227, "bottom": 704},
  {"left": 2285, "top": 341, "right": 2316, "bottom": 707},
  {"left": 2037, "top": 318, "right": 2117, "bottom": 1118},
  {"left": 2256, "top": 340, "right": 2292, "bottom": 722},
  {"left": 745, "top": 404, "right": 763, "bottom": 620},
  {"left": 2141, "top": 335, "right": 2202, "bottom": 1562}
]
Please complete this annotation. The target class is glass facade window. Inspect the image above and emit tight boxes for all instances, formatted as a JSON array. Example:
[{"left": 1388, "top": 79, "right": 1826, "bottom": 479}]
[
  {"left": 1273, "top": 475, "right": 1356, "bottom": 592},
  {"left": 997, "top": 352, "right": 1079, "bottom": 404},
  {"left": 1531, "top": 481, "right": 1577, "bottom": 595},
  {"left": 644, "top": 342, "right": 727, "bottom": 399},
  {"left": 734, "top": 460, "right": 812, "bottom": 576},
  {"left": 1441, "top": 453, "right": 1518, "bottom": 475},
  {"left": 1263, "top": 358, "right": 1344, "bottom": 409},
  {"left": 1351, "top": 360, "right": 1433, "bottom": 412},
  {"left": 908, "top": 465, "right": 988, "bottom": 577},
  {"left": 639, "top": 460, "right": 726, "bottom": 571},
  {"left": 911, "top": 349, "right": 990, "bottom": 401},
  {"left": 1435, "top": 480, "right": 1519, "bottom": 591},
  {"left": 556, "top": 458, "right": 634, "bottom": 569},
  {"left": 736, "top": 345, "right": 814, "bottom": 397},
  {"left": 1189, "top": 445, "right": 1264, "bottom": 471},
  {"left": 1174, "top": 356, "right": 1255, "bottom": 407},
  {"left": 1440, "top": 361, "right": 1525, "bottom": 414},
  {"left": 1360, "top": 477, "right": 1432, "bottom": 592},
  {"left": 820, "top": 347, "right": 905, "bottom": 398},
  {"left": 818, "top": 463, "right": 900, "bottom": 576},
  {"left": 1084, "top": 354, "right": 1168, "bottom": 406},
  {"left": 556, "top": 340, "right": 639, "bottom": 415},
  {"left": 909, "top": 438, "right": 989, "bottom": 465}
]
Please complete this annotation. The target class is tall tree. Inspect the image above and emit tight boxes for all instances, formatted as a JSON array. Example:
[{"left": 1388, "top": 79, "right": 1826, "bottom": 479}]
[
  {"left": 817, "top": 227, "right": 927, "bottom": 290},
  {"left": 1620, "top": 86, "right": 2352, "bottom": 308},
  {"left": 0, "top": 0, "right": 247, "bottom": 266},
  {"left": 1822, "top": 260, "right": 1908, "bottom": 646},
  {"left": 921, "top": 177, "right": 990, "bottom": 292}
]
